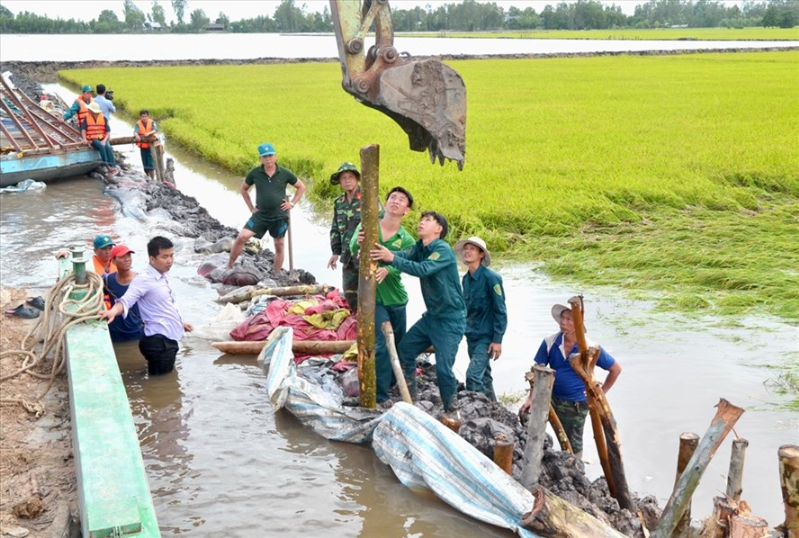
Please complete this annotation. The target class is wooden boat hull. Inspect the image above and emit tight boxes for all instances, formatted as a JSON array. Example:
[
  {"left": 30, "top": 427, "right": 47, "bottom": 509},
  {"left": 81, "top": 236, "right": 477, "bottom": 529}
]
[{"left": 0, "top": 148, "right": 101, "bottom": 187}]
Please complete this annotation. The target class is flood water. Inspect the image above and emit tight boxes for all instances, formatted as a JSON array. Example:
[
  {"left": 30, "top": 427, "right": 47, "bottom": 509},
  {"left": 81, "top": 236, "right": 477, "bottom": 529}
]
[{"left": 1, "top": 39, "right": 797, "bottom": 534}]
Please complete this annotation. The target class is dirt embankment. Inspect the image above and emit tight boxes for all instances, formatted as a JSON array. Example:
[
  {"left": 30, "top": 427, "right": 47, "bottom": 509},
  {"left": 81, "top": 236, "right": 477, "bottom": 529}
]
[{"left": 0, "top": 288, "right": 79, "bottom": 538}]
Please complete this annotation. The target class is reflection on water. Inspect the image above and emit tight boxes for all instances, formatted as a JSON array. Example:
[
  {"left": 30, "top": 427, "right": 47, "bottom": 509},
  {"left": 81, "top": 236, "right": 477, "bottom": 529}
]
[{"left": 1, "top": 139, "right": 796, "bottom": 533}]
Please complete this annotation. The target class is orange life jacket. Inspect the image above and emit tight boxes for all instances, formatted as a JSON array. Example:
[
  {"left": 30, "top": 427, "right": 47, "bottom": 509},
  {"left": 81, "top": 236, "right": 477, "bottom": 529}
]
[
  {"left": 84, "top": 113, "right": 107, "bottom": 141},
  {"left": 75, "top": 96, "right": 91, "bottom": 124},
  {"left": 136, "top": 119, "right": 154, "bottom": 148}
]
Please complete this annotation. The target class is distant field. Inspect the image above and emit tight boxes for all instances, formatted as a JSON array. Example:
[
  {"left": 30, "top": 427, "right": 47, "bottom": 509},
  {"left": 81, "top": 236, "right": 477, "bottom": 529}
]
[
  {"left": 404, "top": 27, "right": 799, "bottom": 41},
  {"left": 60, "top": 51, "right": 799, "bottom": 320}
]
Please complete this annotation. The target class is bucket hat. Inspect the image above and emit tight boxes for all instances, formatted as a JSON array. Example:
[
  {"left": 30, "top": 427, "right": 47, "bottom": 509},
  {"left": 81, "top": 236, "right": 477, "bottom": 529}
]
[
  {"left": 330, "top": 162, "right": 361, "bottom": 185},
  {"left": 87, "top": 101, "right": 102, "bottom": 114},
  {"left": 454, "top": 236, "right": 491, "bottom": 267},
  {"left": 258, "top": 143, "right": 276, "bottom": 157},
  {"left": 551, "top": 296, "right": 584, "bottom": 326}
]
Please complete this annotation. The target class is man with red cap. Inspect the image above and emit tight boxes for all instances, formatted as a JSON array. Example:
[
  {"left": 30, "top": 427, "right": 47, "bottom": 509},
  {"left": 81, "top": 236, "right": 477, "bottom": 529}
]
[{"left": 103, "top": 245, "right": 142, "bottom": 343}]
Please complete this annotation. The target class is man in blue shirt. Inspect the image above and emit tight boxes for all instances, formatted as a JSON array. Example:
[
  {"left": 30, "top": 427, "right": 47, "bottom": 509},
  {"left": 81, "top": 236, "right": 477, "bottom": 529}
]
[
  {"left": 454, "top": 236, "right": 507, "bottom": 402},
  {"left": 94, "top": 84, "right": 116, "bottom": 120},
  {"left": 519, "top": 299, "right": 622, "bottom": 459},
  {"left": 370, "top": 211, "right": 465, "bottom": 412}
]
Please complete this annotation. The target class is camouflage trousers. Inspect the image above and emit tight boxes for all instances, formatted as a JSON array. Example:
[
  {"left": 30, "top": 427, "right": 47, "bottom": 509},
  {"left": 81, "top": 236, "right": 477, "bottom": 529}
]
[
  {"left": 551, "top": 397, "right": 589, "bottom": 455},
  {"left": 342, "top": 258, "right": 359, "bottom": 312}
]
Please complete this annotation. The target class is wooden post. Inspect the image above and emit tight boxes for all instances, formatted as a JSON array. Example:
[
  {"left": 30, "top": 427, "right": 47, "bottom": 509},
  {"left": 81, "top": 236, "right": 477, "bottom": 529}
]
[
  {"left": 287, "top": 210, "right": 294, "bottom": 271},
  {"left": 493, "top": 433, "right": 514, "bottom": 475},
  {"left": 215, "top": 284, "right": 330, "bottom": 305},
  {"left": 521, "top": 364, "right": 555, "bottom": 489},
  {"left": 726, "top": 438, "right": 749, "bottom": 502},
  {"left": 728, "top": 514, "right": 768, "bottom": 538},
  {"left": 522, "top": 485, "right": 627, "bottom": 538},
  {"left": 652, "top": 399, "right": 745, "bottom": 538},
  {"left": 381, "top": 321, "right": 412, "bottom": 404},
  {"left": 779, "top": 444, "right": 799, "bottom": 538},
  {"left": 674, "top": 432, "right": 700, "bottom": 537},
  {"left": 568, "top": 296, "right": 633, "bottom": 511},
  {"left": 356, "top": 144, "right": 379, "bottom": 409}
]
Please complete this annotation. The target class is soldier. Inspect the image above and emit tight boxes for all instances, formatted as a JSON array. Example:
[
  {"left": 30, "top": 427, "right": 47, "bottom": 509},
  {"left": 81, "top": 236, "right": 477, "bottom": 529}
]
[{"left": 327, "top": 162, "right": 364, "bottom": 311}]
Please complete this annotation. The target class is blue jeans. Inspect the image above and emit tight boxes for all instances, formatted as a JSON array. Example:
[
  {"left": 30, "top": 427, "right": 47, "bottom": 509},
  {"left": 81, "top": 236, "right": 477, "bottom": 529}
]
[
  {"left": 375, "top": 303, "right": 407, "bottom": 403},
  {"left": 398, "top": 314, "right": 465, "bottom": 411},
  {"left": 91, "top": 139, "right": 116, "bottom": 167},
  {"left": 465, "top": 337, "right": 496, "bottom": 401}
]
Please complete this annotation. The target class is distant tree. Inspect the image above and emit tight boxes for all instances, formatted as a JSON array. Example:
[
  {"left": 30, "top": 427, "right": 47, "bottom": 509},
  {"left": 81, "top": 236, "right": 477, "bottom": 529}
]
[
  {"left": 0, "top": 4, "right": 12, "bottom": 18},
  {"left": 189, "top": 9, "right": 210, "bottom": 32},
  {"left": 762, "top": 4, "right": 781, "bottom": 25},
  {"left": 124, "top": 0, "right": 146, "bottom": 31},
  {"left": 94, "top": 9, "right": 123, "bottom": 33},
  {"left": 274, "top": 0, "right": 304, "bottom": 32},
  {"left": 172, "top": 0, "right": 187, "bottom": 25},
  {"left": 780, "top": 9, "right": 796, "bottom": 26},
  {"left": 151, "top": 1, "right": 167, "bottom": 26},
  {"left": 216, "top": 11, "right": 229, "bottom": 28}
]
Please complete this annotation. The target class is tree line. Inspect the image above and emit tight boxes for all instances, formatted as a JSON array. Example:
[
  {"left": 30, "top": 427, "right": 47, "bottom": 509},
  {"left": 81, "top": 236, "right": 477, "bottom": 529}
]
[{"left": 0, "top": 0, "right": 795, "bottom": 34}]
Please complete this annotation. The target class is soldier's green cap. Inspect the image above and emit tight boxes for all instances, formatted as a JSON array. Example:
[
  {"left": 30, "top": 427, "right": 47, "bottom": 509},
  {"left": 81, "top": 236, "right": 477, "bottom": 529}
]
[{"left": 330, "top": 162, "right": 360, "bottom": 185}]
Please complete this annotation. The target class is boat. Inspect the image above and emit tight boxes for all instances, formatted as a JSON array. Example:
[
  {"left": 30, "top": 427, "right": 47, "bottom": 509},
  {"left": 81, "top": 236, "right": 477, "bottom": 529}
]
[{"left": 0, "top": 74, "right": 102, "bottom": 188}]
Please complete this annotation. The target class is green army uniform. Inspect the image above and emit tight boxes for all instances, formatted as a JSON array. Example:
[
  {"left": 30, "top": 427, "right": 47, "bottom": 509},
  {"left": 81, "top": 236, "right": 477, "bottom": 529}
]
[
  {"left": 391, "top": 239, "right": 466, "bottom": 411},
  {"left": 351, "top": 222, "right": 416, "bottom": 402},
  {"left": 330, "top": 187, "right": 365, "bottom": 311},
  {"left": 462, "top": 265, "right": 507, "bottom": 401},
  {"left": 244, "top": 164, "right": 298, "bottom": 239}
]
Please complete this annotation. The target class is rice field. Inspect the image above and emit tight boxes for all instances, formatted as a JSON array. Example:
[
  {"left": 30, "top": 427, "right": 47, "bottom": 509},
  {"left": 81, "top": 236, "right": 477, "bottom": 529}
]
[
  {"left": 406, "top": 27, "right": 799, "bottom": 41},
  {"left": 60, "top": 50, "right": 799, "bottom": 320}
]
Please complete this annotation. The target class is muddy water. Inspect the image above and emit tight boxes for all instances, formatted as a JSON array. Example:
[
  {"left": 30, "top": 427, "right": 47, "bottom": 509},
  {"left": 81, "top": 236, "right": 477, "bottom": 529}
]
[{"left": 1, "top": 90, "right": 796, "bottom": 535}]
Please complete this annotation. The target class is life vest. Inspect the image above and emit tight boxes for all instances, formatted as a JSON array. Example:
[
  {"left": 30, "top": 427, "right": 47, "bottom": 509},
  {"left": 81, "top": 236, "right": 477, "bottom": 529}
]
[
  {"left": 75, "top": 96, "right": 91, "bottom": 124},
  {"left": 84, "top": 113, "right": 107, "bottom": 141},
  {"left": 136, "top": 119, "right": 154, "bottom": 149}
]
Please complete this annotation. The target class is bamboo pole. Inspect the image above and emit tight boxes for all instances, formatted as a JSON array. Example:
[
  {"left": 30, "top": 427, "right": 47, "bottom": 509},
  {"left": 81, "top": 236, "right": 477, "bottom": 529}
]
[
  {"left": 548, "top": 406, "right": 574, "bottom": 454},
  {"left": 521, "top": 364, "right": 555, "bottom": 489},
  {"left": 779, "top": 444, "right": 799, "bottom": 538},
  {"left": 212, "top": 339, "right": 355, "bottom": 355},
  {"left": 522, "top": 485, "right": 627, "bottom": 538},
  {"left": 652, "top": 399, "right": 745, "bottom": 538},
  {"left": 215, "top": 284, "right": 330, "bottom": 305},
  {"left": 356, "top": 144, "right": 380, "bottom": 409},
  {"left": 381, "top": 321, "right": 412, "bottom": 404},
  {"left": 674, "top": 432, "right": 700, "bottom": 537},
  {"left": 287, "top": 210, "right": 294, "bottom": 271},
  {"left": 494, "top": 433, "right": 514, "bottom": 475},
  {"left": 726, "top": 438, "right": 749, "bottom": 502}
]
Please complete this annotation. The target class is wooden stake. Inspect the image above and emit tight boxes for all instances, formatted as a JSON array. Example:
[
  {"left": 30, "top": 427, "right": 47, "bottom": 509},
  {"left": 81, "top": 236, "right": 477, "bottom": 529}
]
[
  {"left": 494, "top": 433, "right": 514, "bottom": 475},
  {"left": 726, "top": 438, "right": 749, "bottom": 502},
  {"left": 521, "top": 364, "right": 555, "bottom": 489},
  {"left": 779, "top": 444, "right": 799, "bottom": 538},
  {"left": 212, "top": 339, "right": 355, "bottom": 356},
  {"left": 548, "top": 405, "right": 574, "bottom": 454},
  {"left": 700, "top": 496, "right": 736, "bottom": 538},
  {"left": 381, "top": 321, "right": 412, "bottom": 404},
  {"left": 652, "top": 398, "right": 745, "bottom": 538},
  {"left": 215, "top": 284, "right": 330, "bottom": 305},
  {"left": 356, "top": 144, "right": 380, "bottom": 409},
  {"left": 674, "top": 432, "right": 700, "bottom": 537},
  {"left": 728, "top": 514, "right": 768, "bottom": 538},
  {"left": 522, "top": 485, "right": 627, "bottom": 537}
]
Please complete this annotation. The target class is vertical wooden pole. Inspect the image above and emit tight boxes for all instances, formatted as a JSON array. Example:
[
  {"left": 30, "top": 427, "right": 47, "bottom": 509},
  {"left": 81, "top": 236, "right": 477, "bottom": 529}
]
[
  {"left": 494, "top": 433, "right": 514, "bottom": 475},
  {"left": 287, "top": 211, "right": 294, "bottom": 271},
  {"left": 726, "top": 438, "right": 748, "bottom": 502},
  {"left": 652, "top": 399, "right": 745, "bottom": 538},
  {"left": 356, "top": 144, "right": 379, "bottom": 409},
  {"left": 521, "top": 364, "right": 555, "bottom": 489},
  {"left": 779, "top": 444, "right": 799, "bottom": 538},
  {"left": 674, "top": 432, "right": 699, "bottom": 537},
  {"left": 381, "top": 321, "right": 412, "bottom": 404}
]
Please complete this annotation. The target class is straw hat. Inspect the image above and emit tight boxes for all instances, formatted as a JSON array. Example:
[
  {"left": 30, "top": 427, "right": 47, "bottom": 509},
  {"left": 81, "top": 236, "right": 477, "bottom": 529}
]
[
  {"left": 551, "top": 296, "right": 584, "bottom": 326},
  {"left": 454, "top": 236, "right": 491, "bottom": 267}
]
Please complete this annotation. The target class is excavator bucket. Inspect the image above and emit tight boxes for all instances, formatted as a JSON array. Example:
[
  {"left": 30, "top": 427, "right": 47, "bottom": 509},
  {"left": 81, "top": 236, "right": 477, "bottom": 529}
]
[{"left": 365, "top": 59, "right": 467, "bottom": 169}]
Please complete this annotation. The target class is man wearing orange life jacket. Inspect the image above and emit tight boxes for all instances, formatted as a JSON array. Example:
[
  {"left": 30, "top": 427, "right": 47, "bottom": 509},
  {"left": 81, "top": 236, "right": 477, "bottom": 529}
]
[
  {"left": 62, "top": 84, "right": 93, "bottom": 125},
  {"left": 134, "top": 109, "right": 158, "bottom": 179},
  {"left": 81, "top": 101, "right": 119, "bottom": 175}
]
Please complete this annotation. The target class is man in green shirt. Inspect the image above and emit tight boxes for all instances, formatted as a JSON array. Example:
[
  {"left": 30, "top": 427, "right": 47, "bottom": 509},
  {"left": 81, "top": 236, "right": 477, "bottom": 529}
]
[
  {"left": 454, "top": 236, "right": 507, "bottom": 401},
  {"left": 228, "top": 143, "right": 306, "bottom": 272},
  {"left": 351, "top": 187, "right": 416, "bottom": 403},
  {"left": 370, "top": 211, "right": 466, "bottom": 412}
]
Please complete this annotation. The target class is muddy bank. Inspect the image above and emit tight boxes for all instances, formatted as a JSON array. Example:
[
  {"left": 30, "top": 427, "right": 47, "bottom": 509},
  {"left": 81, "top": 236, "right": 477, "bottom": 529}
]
[{"left": 4, "top": 45, "right": 797, "bottom": 82}]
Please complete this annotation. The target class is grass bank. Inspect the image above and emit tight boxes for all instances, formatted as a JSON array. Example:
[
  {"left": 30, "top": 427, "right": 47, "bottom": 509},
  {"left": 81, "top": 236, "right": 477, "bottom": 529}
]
[
  {"left": 60, "top": 51, "right": 799, "bottom": 322},
  {"left": 404, "top": 27, "right": 799, "bottom": 41}
]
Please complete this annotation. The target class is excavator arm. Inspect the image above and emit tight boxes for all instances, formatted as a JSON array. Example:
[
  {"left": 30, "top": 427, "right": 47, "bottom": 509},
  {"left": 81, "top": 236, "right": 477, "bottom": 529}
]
[{"left": 329, "top": 0, "right": 467, "bottom": 169}]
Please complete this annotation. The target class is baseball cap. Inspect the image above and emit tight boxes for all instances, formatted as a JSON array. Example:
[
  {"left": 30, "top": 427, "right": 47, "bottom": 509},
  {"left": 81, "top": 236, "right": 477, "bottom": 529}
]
[
  {"left": 110, "top": 245, "right": 135, "bottom": 259},
  {"left": 81, "top": 85, "right": 93, "bottom": 93},
  {"left": 258, "top": 143, "right": 276, "bottom": 157},
  {"left": 93, "top": 235, "right": 114, "bottom": 249}
]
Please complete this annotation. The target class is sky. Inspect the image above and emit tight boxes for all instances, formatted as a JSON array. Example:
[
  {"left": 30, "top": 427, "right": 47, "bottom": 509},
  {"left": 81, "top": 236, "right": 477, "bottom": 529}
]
[{"left": 0, "top": 0, "right": 741, "bottom": 22}]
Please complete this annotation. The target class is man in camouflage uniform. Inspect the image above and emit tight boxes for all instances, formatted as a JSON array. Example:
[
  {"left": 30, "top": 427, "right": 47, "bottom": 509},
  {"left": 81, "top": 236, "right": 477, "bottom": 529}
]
[{"left": 328, "top": 162, "right": 364, "bottom": 311}]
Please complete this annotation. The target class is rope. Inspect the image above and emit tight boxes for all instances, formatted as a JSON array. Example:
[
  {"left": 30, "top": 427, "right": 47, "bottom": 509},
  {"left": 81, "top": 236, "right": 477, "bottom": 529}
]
[{"left": 0, "top": 272, "right": 105, "bottom": 415}]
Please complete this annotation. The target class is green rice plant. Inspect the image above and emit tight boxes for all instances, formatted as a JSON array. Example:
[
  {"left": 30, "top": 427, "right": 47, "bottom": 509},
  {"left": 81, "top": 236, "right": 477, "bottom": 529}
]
[
  {"left": 405, "top": 27, "right": 799, "bottom": 41},
  {"left": 60, "top": 51, "right": 799, "bottom": 321}
]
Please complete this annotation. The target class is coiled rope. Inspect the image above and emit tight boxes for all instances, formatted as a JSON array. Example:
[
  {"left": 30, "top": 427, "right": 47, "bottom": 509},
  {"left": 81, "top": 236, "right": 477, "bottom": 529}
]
[{"left": 0, "top": 272, "right": 105, "bottom": 415}]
